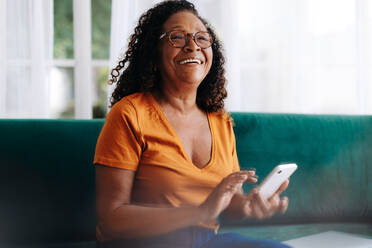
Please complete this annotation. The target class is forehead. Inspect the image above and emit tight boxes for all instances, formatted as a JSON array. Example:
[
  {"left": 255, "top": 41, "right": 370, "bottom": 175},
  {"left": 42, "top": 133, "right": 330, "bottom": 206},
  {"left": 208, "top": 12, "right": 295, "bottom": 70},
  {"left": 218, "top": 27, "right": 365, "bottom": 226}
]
[{"left": 162, "top": 11, "right": 207, "bottom": 32}]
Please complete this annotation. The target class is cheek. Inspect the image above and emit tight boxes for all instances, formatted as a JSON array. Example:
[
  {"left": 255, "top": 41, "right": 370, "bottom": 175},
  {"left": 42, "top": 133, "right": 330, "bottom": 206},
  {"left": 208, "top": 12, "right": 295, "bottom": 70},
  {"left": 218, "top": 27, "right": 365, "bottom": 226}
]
[
  {"left": 158, "top": 44, "right": 175, "bottom": 69},
  {"left": 159, "top": 53, "right": 174, "bottom": 73},
  {"left": 206, "top": 50, "right": 213, "bottom": 72}
]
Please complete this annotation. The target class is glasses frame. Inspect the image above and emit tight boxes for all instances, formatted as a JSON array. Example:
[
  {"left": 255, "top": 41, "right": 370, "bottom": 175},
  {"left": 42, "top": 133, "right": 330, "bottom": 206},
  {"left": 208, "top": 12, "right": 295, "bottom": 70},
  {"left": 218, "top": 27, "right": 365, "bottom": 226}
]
[{"left": 159, "top": 30, "right": 213, "bottom": 49}]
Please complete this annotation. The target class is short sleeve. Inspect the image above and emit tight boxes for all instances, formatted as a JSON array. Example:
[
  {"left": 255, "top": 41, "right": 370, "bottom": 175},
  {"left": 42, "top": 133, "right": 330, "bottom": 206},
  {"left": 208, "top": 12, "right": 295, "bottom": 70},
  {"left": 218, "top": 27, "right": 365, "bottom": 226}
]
[
  {"left": 231, "top": 129, "right": 240, "bottom": 173},
  {"left": 93, "top": 99, "right": 143, "bottom": 170},
  {"left": 216, "top": 111, "right": 241, "bottom": 173},
  {"left": 225, "top": 116, "right": 240, "bottom": 173}
]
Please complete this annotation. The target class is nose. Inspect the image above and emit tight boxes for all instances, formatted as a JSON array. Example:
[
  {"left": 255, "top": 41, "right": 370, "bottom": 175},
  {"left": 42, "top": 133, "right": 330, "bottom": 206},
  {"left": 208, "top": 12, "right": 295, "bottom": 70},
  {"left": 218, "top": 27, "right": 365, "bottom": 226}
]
[{"left": 183, "top": 34, "right": 201, "bottom": 52}]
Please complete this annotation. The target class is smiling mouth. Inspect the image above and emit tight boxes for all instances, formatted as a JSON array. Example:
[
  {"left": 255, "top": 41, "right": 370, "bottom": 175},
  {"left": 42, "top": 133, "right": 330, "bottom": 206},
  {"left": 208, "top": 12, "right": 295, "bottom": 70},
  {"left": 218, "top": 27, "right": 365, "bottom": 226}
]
[{"left": 178, "top": 58, "right": 203, "bottom": 65}]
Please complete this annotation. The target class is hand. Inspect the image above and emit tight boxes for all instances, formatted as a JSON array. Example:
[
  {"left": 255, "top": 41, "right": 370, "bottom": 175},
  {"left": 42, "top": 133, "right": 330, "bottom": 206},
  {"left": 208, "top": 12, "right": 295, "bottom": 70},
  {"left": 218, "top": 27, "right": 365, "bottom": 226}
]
[
  {"left": 244, "top": 179, "right": 290, "bottom": 219},
  {"left": 199, "top": 171, "right": 257, "bottom": 222}
]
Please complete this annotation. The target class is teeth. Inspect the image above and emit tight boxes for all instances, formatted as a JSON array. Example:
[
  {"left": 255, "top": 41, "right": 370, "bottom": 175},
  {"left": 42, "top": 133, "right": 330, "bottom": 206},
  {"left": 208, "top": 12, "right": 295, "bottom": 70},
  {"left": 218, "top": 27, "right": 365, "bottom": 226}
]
[{"left": 179, "top": 58, "right": 201, "bottom": 65}]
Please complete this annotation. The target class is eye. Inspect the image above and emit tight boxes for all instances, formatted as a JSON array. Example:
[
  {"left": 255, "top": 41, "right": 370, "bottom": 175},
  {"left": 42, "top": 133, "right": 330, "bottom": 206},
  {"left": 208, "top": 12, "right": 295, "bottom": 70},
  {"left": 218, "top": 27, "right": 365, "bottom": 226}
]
[
  {"left": 171, "top": 36, "right": 184, "bottom": 40},
  {"left": 170, "top": 32, "right": 185, "bottom": 40},
  {"left": 196, "top": 32, "right": 211, "bottom": 42},
  {"left": 197, "top": 36, "right": 208, "bottom": 41}
]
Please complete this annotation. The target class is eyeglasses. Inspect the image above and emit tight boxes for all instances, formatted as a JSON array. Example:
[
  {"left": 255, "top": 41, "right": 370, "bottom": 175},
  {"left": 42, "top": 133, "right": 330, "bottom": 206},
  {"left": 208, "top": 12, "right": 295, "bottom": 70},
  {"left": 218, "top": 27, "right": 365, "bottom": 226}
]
[{"left": 159, "top": 30, "right": 213, "bottom": 49}]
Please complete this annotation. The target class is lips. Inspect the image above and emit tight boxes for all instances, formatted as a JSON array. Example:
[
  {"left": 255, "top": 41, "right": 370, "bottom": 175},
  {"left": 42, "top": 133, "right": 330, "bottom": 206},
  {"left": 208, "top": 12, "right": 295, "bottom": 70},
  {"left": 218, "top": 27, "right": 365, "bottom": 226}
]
[{"left": 178, "top": 58, "right": 203, "bottom": 65}]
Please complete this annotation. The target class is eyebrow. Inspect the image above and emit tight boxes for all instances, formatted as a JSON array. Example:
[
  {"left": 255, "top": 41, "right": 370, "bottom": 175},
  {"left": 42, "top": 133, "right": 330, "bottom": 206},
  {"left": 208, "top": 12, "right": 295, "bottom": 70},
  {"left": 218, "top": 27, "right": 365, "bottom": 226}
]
[
  {"left": 169, "top": 25, "right": 184, "bottom": 30},
  {"left": 167, "top": 25, "right": 208, "bottom": 32}
]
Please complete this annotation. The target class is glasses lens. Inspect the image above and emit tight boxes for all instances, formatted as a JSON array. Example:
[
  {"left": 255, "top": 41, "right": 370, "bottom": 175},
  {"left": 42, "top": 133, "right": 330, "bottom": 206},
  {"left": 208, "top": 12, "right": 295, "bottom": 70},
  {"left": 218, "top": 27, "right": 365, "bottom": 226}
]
[
  {"left": 169, "top": 31, "right": 186, "bottom": 48},
  {"left": 195, "top": 32, "right": 212, "bottom": 48}
]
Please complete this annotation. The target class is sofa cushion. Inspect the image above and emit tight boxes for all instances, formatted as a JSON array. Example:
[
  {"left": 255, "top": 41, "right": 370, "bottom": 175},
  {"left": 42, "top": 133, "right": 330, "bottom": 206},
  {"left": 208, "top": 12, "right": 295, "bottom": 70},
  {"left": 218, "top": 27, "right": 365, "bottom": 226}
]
[{"left": 220, "top": 223, "right": 372, "bottom": 241}]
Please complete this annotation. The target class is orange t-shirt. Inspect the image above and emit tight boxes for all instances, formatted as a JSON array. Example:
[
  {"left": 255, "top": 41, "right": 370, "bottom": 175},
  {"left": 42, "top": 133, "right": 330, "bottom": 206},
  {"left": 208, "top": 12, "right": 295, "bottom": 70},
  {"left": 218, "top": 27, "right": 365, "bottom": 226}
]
[{"left": 94, "top": 92, "right": 240, "bottom": 232}]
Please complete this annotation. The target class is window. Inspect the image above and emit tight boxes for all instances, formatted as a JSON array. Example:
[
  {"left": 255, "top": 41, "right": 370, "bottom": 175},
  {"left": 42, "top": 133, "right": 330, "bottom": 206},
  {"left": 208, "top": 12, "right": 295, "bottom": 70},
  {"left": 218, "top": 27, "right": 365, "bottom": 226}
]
[
  {"left": 2, "top": 0, "right": 371, "bottom": 118},
  {"left": 52, "top": 0, "right": 111, "bottom": 118}
]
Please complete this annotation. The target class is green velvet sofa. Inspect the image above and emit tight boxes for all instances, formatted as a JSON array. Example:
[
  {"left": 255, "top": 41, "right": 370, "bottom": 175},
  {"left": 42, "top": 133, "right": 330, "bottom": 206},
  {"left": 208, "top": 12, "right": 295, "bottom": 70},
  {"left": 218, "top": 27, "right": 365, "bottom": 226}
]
[{"left": 1, "top": 113, "right": 371, "bottom": 247}]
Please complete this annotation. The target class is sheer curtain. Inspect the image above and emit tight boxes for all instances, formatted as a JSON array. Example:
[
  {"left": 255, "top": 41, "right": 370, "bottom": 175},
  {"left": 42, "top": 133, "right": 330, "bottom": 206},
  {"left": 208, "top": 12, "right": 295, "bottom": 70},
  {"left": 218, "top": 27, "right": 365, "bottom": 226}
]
[
  {"left": 109, "top": 0, "right": 372, "bottom": 115},
  {"left": 234, "top": 0, "right": 372, "bottom": 114},
  {"left": 0, "top": 0, "right": 53, "bottom": 118},
  {"left": 108, "top": 0, "right": 159, "bottom": 105}
]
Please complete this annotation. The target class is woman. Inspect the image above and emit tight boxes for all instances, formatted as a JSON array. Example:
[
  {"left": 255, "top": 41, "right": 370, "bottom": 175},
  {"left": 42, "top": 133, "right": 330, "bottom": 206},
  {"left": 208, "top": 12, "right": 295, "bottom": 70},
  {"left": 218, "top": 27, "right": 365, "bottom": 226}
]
[{"left": 94, "top": 1, "right": 291, "bottom": 247}]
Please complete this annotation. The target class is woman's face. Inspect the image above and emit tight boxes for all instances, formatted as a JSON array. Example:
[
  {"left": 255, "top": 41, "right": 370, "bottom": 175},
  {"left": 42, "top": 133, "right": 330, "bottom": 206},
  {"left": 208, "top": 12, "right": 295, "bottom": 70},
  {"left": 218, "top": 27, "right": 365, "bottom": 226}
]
[{"left": 158, "top": 11, "right": 213, "bottom": 90}]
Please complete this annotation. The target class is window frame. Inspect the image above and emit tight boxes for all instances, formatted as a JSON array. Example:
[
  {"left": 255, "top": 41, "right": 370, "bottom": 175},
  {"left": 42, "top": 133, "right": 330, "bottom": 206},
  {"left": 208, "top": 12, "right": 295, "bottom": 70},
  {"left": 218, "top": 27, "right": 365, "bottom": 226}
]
[{"left": 53, "top": 0, "right": 110, "bottom": 119}]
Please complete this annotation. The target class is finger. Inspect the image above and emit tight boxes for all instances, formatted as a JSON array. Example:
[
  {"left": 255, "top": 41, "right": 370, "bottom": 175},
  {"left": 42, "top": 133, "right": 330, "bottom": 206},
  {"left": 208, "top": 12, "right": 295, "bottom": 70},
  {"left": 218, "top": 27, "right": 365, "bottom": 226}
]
[
  {"left": 253, "top": 189, "right": 271, "bottom": 216},
  {"left": 222, "top": 174, "right": 247, "bottom": 186},
  {"left": 260, "top": 195, "right": 278, "bottom": 218},
  {"left": 242, "top": 198, "right": 253, "bottom": 217},
  {"left": 241, "top": 172, "right": 258, "bottom": 185},
  {"left": 274, "top": 179, "right": 289, "bottom": 195},
  {"left": 268, "top": 194, "right": 280, "bottom": 209},
  {"left": 237, "top": 170, "right": 256, "bottom": 179},
  {"left": 252, "top": 199, "right": 275, "bottom": 219},
  {"left": 224, "top": 171, "right": 257, "bottom": 189},
  {"left": 279, "top": 196, "right": 289, "bottom": 214},
  {"left": 223, "top": 178, "right": 246, "bottom": 194},
  {"left": 230, "top": 170, "right": 255, "bottom": 177},
  {"left": 222, "top": 174, "right": 257, "bottom": 196},
  {"left": 224, "top": 172, "right": 256, "bottom": 186},
  {"left": 224, "top": 181, "right": 240, "bottom": 191},
  {"left": 245, "top": 176, "right": 258, "bottom": 184},
  {"left": 251, "top": 201, "right": 265, "bottom": 219}
]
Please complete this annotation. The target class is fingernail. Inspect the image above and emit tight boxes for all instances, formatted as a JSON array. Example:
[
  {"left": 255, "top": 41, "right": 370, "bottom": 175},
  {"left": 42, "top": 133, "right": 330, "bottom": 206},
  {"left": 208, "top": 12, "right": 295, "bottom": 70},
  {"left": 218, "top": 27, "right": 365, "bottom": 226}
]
[{"left": 247, "top": 168, "right": 256, "bottom": 172}]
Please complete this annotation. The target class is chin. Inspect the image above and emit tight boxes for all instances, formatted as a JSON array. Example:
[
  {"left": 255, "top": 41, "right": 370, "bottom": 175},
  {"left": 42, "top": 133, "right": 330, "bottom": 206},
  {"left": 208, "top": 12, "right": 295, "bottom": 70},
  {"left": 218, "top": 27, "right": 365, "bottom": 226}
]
[
  {"left": 183, "top": 78, "right": 204, "bottom": 86},
  {"left": 179, "top": 74, "right": 206, "bottom": 86}
]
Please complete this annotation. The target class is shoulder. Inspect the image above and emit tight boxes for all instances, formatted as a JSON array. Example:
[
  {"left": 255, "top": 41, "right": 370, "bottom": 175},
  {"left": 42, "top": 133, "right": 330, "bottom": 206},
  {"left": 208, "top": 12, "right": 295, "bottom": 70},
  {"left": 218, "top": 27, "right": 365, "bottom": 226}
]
[
  {"left": 209, "top": 110, "right": 234, "bottom": 128},
  {"left": 209, "top": 110, "right": 235, "bottom": 139},
  {"left": 112, "top": 92, "right": 151, "bottom": 110},
  {"left": 108, "top": 92, "right": 153, "bottom": 118}
]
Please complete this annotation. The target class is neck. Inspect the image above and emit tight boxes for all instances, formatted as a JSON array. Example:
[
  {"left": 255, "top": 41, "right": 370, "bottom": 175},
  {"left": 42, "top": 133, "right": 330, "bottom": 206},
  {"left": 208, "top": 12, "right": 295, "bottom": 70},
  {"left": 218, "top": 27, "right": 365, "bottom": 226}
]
[{"left": 154, "top": 87, "right": 198, "bottom": 116}]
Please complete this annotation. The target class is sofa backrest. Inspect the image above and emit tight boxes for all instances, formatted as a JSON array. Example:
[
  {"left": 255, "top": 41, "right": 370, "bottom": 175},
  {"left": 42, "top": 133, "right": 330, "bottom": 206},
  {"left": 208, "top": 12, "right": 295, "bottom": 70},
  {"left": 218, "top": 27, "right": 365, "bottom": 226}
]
[
  {"left": 0, "top": 119, "right": 103, "bottom": 243},
  {"left": 1, "top": 113, "right": 371, "bottom": 242},
  {"left": 231, "top": 113, "right": 372, "bottom": 225}
]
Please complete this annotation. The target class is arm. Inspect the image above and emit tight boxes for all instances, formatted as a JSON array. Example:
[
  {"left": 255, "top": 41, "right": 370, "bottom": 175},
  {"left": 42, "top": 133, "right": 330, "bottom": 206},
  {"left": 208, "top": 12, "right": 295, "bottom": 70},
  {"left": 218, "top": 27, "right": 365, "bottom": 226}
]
[
  {"left": 96, "top": 164, "right": 208, "bottom": 240},
  {"left": 96, "top": 165, "right": 254, "bottom": 241}
]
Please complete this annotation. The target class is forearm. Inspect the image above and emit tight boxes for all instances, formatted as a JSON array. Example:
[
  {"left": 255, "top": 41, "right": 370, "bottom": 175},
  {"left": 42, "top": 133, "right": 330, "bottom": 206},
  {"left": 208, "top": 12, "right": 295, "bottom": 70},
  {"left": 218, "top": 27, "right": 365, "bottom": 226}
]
[{"left": 99, "top": 204, "right": 207, "bottom": 240}]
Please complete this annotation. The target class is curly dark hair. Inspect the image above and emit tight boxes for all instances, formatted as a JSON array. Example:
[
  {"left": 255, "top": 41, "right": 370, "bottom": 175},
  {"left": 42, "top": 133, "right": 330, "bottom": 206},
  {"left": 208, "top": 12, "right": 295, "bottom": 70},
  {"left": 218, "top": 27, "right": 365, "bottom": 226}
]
[{"left": 109, "top": 0, "right": 227, "bottom": 112}]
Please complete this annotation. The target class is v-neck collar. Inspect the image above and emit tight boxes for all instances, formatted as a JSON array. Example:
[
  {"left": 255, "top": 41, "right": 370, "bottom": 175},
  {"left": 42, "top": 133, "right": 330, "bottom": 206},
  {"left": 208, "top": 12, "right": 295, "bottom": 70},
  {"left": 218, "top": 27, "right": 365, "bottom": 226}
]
[{"left": 148, "top": 92, "right": 215, "bottom": 170}]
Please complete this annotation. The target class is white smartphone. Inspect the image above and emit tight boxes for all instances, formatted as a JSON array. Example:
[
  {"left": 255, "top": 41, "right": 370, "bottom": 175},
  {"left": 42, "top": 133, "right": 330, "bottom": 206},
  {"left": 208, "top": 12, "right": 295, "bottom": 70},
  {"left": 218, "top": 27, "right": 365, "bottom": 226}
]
[{"left": 257, "top": 163, "right": 297, "bottom": 199}]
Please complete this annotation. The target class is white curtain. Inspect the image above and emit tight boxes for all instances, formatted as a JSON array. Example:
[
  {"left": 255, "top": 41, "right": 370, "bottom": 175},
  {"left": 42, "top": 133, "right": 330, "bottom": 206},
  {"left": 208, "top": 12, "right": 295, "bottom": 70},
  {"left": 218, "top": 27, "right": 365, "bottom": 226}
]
[
  {"left": 108, "top": 0, "right": 159, "bottom": 107},
  {"left": 109, "top": 0, "right": 372, "bottom": 115},
  {"left": 0, "top": 0, "right": 53, "bottom": 118},
  {"left": 233, "top": 0, "right": 372, "bottom": 114}
]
